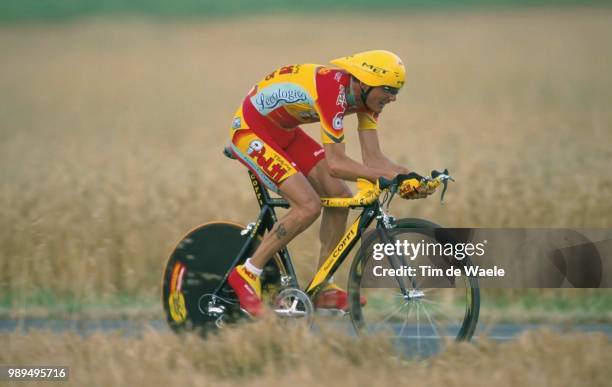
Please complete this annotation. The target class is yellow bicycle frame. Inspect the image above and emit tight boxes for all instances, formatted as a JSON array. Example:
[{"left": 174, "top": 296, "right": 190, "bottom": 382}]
[
  {"left": 306, "top": 216, "right": 361, "bottom": 293},
  {"left": 302, "top": 178, "right": 390, "bottom": 294}
]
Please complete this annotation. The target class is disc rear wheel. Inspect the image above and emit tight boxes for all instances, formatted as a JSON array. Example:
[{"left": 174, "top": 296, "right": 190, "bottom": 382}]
[{"left": 162, "top": 221, "right": 284, "bottom": 335}]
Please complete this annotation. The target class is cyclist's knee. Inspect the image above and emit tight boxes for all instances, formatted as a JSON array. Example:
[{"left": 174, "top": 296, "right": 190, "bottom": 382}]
[
  {"left": 327, "top": 180, "right": 352, "bottom": 199},
  {"left": 295, "top": 196, "right": 322, "bottom": 226},
  {"left": 336, "top": 186, "right": 352, "bottom": 198}
]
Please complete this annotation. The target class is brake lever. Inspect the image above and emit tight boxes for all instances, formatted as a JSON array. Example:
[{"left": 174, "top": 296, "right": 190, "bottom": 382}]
[
  {"left": 431, "top": 169, "right": 454, "bottom": 204},
  {"left": 440, "top": 178, "right": 449, "bottom": 204}
]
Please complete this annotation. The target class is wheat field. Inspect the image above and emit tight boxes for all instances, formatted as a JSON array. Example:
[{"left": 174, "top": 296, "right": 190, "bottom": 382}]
[
  {"left": 1, "top": 7, "right": 612, "bottom": 303},
  {"left": 2, "top": 7, "right": 612, "bottom": 387},
  {"left": 1, "top": 320, "right": 611, "bottom": 387}
]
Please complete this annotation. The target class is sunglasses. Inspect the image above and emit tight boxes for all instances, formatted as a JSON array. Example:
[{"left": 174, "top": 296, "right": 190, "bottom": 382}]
[{"left": 381, "top": 85, "right": 400, "bottom": 95}]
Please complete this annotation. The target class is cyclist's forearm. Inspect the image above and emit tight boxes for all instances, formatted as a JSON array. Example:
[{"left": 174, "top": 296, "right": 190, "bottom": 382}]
[
  {"left": 327, "top": 154, "right": 395, "bottom": 181},
  {"left": 363, "top": 154, "right": 410, "bottom": 175}
]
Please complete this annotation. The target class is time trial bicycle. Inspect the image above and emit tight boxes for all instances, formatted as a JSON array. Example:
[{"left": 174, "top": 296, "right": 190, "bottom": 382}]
[{"left": 162, "top": 147, "right": 480, "bottom": 352}]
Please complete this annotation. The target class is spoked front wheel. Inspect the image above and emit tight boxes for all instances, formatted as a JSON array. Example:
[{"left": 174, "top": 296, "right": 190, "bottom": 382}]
[{"left": 348, "top": 219, "right": 480, "bottom": 357}]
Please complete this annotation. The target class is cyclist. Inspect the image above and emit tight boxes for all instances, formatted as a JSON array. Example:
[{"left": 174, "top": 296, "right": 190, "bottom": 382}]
[{"left": 227, "top": 50, "right": 429, "bottom": 316}]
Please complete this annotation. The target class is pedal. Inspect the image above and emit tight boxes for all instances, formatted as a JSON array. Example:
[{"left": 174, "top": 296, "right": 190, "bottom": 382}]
[{"left": 198, "top": 293, "right": 239, "bottom": 320}]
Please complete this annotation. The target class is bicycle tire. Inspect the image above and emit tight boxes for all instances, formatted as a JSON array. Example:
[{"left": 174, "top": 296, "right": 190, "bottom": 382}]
[
  {"left": 348, "top": 218, "right": 480, "bottom": 356},
  {"left": 162, "top": 221, "right": 284, "bottom": 335}
]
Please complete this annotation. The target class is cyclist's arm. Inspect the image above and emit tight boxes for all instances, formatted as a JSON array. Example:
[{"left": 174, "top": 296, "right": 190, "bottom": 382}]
[
  {"left": 324, "top": 143, "right": 396, "bottom": 182},
  {"left": 358, "top": 129, "right": 410, "bottom": 175}
]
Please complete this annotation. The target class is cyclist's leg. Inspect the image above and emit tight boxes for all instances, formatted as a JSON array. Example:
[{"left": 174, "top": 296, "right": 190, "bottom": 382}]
[
  {"left": 230, "top": 128, "right": 321, "bottom": 270},
  {"left": 284, "top": 128, "right": 366, "bottom": 309},
  {"left": 249, "top": 173, "right": 321, "bottom": 268},
  {"left": 310, "top": 167, "right": 351, "bottom": 267},
  {"left": 284, "top": 128, "right": 351, "bottom": 267}
]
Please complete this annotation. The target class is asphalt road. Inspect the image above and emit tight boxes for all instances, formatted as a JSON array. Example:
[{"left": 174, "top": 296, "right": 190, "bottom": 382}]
[{"left": 2, "top": 319, "right": 610, "bottom": 339}]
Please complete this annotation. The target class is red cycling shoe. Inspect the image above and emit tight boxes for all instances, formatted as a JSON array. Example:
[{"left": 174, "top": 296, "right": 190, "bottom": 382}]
[
  {"left": 227, "top": 265, "right": 263, "bottom": 317},
  {"left": 313, "top": 283, "right": 367, "bottom": 311}
]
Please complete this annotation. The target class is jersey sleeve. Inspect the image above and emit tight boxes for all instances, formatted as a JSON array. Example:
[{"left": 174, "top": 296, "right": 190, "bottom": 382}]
[
  {"left": 314, "top": 67, "right": 348, "bottom": 144},
  {"left": 357, "top": 110, "right": 379, "bottom": 130}
]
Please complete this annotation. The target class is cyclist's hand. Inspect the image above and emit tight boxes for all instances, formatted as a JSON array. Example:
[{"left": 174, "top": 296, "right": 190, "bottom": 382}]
[
  {"left": 399, "top": 178, "right": 424, "bottom": 199},
  {"left": 399, "top": 177, "right": 439, "bottom": 200}
]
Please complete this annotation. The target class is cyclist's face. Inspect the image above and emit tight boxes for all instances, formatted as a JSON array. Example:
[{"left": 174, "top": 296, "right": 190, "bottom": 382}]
[{"left": 366, "top": 86, "right": 397, "bottom": 113}]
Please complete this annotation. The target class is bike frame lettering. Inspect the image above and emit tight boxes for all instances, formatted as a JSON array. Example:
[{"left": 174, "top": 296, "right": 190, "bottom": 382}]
[{"left": 305, "top": 218, "right": 361, "bottom": 293}]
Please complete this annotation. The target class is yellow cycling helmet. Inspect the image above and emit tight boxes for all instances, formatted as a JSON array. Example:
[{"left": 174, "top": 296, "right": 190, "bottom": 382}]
[{"left": 330, "top": 50, "right": 406, "bottom": 89}]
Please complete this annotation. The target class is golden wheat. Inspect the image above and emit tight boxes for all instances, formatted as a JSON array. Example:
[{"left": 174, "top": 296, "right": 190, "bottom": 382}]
[
  {"left": 1, "top": 321, "right": 610, "bottom": 387},
  {"left": 1, "top": 7, "right": 611, "bottom": 304}
]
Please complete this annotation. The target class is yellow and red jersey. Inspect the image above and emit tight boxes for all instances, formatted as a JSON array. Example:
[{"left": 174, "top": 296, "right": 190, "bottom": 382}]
[{"left": 231, "top": 64, "right": 379, "bottom": 144}]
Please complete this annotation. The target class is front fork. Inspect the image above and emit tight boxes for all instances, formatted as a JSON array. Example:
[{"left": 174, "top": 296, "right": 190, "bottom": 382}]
[{"left": 376, "top": 211, "right": 420, "bottom": 301}]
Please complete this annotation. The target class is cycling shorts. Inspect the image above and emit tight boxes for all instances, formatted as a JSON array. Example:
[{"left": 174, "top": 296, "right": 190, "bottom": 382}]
[{"left": 230, "top": 98, "right": 325, "bottom": 193}]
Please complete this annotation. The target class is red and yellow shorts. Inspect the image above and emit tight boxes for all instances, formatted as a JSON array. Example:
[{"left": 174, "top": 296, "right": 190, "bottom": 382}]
[{"left": 229, "top": 99, "right": 325, "bottom": 193}]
